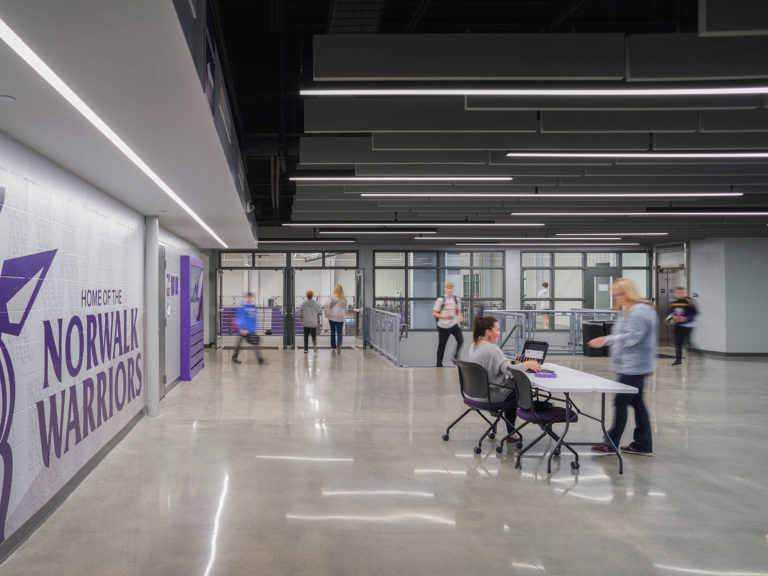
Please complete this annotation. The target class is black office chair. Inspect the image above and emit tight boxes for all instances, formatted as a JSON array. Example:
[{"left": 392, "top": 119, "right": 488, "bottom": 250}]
[
  {"left": 510, "top": 370, "right": 580, "bottom": 472},
  {"left": 442, "top": 361, "right": 523, "bottom": 455}
]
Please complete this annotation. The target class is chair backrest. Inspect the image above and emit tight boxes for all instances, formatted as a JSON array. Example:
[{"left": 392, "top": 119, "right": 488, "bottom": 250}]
[
  {"left": 512, "top": 370, "right": 534, "bottom": 410},
  {"left": 520, "top": 340, "right": 548, "bottom": 363},
  {"left": 455, "top": 361, "right": 490, "bottom": 400}
]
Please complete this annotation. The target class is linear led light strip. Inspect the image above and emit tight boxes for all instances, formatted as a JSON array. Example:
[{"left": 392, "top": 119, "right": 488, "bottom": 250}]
[
  {"left": 318, "top": 230, "right": 436, "bottom": 235},
  {"left": 362, "top": 192, "right": 743, "bottom": 198},
  {"left": 0, "top": 17, "right": 229, "bottom": 248},
  {"left": 506, "top": 152, "right": 768, "bottom": 159},
  {"left": 510, "top": 211, "right": 768, "bottom": 216},
  {"left": 415, "top": 236, "right": 623, "bottom": 241},
  {"left": 456, "top": 242, "right": 640, "bottom": 246},
  {"left": 301, "top": 87, "right": 768, "bottom": 97},
  {"left": 290, "top": 176, "right": 513, "bottom": 182},
  {"left": 283, "top": 222, "right": 544, "bottom": 227},
  {"left": 258, "top": 240, "right": 355, "bottom": 244},
  {"left": 557, "top": 232, "right": 668, "bottom": 236}
]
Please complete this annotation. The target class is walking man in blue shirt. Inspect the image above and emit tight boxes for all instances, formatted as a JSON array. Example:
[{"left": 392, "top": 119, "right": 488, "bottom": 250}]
[{"left": 232, "top": 292, "right": 264, "bottom": 365}]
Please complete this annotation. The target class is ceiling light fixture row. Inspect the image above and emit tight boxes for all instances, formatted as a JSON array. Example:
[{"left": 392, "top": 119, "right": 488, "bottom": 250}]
[
  {"left": 509, "top": 211, "right": 768, "bottom": 217},
  {"left": 362, "top": 192, "right": 743, "bottom": 199},
  {"left": 301, "top": 85, "right": 768, "bottom": 97},
  {"left": 283, "top": 222, "right": 545, "bottom": 227}
]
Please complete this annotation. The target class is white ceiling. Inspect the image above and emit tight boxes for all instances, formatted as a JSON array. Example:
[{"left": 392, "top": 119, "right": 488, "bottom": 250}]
[{"left": 0, "top": 0, "right": 255, "bottom": 248}]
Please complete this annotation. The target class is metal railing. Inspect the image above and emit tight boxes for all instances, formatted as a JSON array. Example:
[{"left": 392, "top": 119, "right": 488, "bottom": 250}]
[
  {"left": 494, "top": 309, "right": 619, "bottom": 355},
  {"left": 363, "top": 307, "right": 402, "bottom": 366}
]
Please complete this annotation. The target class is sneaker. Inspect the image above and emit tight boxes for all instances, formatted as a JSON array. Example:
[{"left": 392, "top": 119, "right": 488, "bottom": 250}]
[
  {"left": 620, "top": 445, "right": 652, "bottom": 457},
  {"left": 671, "top": 360, "right": 682, "bottom": 366},
  {"left": 591, "top": 445, "right": 614, "bottom": 455},
  {"left": 231, "top": 357, "right": 241, "bottom": 364}
]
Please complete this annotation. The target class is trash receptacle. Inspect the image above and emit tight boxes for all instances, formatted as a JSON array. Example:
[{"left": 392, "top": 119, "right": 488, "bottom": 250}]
[{"left": 582, "top": 321, "right": 606, "bottom": 356}]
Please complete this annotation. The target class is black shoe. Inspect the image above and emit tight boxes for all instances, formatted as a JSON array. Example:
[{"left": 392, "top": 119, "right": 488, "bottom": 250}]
[
  {"left": 231, "top": 357, "right": 241, "bottom": 364},
  {"left": 436, "top": 364, "right": 443, "bottom": 368},
  {"left": 258, "top": 358, "right": 265, "bottom": 365},
  {"left": 671, "top": 360, "right": 682, "bottom": 366}
]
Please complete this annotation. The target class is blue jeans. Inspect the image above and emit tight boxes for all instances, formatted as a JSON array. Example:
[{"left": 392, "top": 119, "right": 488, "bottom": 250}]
[
  {"left": 608, "top": 373, "right": 652, "bottom": 453},
  {"left": 329, "top": 320, "right": 343, "bottom": 349}
]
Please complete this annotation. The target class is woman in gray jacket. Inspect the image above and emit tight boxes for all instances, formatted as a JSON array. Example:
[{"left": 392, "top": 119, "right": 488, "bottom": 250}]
[
  {"left": 589, "top": 277, "right": 658, "bottom": 456},
  {"left": 298, "top": 290, "right": 323, "bottom": 353}
]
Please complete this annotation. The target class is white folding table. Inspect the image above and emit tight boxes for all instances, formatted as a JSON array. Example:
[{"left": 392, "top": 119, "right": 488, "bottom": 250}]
[{"left": 525, "top": 363, "right": 638, "bottom": 474}]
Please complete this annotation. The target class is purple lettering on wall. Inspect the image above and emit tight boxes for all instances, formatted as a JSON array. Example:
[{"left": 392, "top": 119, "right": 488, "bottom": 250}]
[
  {"left": 43, "top": 319, "right": 63, "bottom": 389},
  {"left": 0, "top": 243, "right": 56, "bottom": 543},
  {"left": 64, "top": 384, "right": 82, "bottom": 452},
  {"left": 98, "top": 312, "right": 113, "bottom": 364},
  {"left": 35, "top": 390, "right": 66, "bottom": 468},
  {"left": 65, "top": 316, "right": 84, "bottom": 378},
  {"left": 81, "top": 377, "right": 96, "bottom": 439}
]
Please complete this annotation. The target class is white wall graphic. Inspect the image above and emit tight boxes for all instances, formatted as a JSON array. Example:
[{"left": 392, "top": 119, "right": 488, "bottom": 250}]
[{"left": 0, "top": 132, "right": 145, "bottom": 544}]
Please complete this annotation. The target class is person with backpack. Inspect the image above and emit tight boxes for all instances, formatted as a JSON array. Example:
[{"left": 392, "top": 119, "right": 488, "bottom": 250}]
[
  {"left": 433, "top": 282, "right": 464, "bottom": 367},
  {"left": 669, "top": 286, "right": 698, "bottom": 366}
]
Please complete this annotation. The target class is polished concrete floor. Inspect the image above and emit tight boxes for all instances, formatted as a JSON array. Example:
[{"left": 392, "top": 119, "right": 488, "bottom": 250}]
[{"left": 3, "top": 346, "right": 768, "bottom": 575}]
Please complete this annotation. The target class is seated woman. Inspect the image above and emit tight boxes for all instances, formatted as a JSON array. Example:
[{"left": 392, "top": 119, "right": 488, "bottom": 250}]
[{"left": 468, "top": 316, "right": 542, "bottom": 440}]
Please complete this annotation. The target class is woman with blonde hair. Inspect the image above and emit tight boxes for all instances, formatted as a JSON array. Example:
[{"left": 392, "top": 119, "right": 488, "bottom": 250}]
[
  {"left": 324, "top": 285, "right": 348, "bottom": 353},
  {"left": 589, "top": 277, "right": 658, "bottom": 457}
]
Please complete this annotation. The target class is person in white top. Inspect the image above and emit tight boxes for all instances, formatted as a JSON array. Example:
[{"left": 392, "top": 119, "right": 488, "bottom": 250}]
[
  {"left": 537, "top": 282, "right": 551, "bottom": 328},
  {"left": 324, "top": 284, "right": 348, "bottom": 353},
  {"left": 433, "top": 282, "right": 464, "bottom": 367}
]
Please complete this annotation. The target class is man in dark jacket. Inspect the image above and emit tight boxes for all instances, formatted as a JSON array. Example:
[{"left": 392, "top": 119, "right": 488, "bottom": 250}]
[{"left": 670, "top": 286, "right": 697, "bottom": 366}]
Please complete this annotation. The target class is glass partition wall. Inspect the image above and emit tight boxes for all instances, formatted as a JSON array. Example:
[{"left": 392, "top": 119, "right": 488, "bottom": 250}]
[
  {"left": 218, "top": 251, "right": 359, "bottom": 348},
  {"left": 374, "top": 251, "right": 505, "bottom": 330}
]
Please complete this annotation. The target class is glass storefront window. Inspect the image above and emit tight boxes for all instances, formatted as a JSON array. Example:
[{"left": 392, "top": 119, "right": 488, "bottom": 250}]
[
  {"left": 325, "top": 252, "right": 357, "bottom": 267},
  {"left": 587, "top": 253, "right": 619, "bottom": 267},
  {"left": 375, "top": 269, "right": 406, "bottom": 298},
  {"left": 440, "top": 252, "right": 471, "bottom": 267},
  {"left": 291, "top": 252, "right": 323, "bottom": 267},
  {"left": 554, "top": 269, "right": 583, "bottom": 299},
  {"left": 221, "top": 252, "right": 252, "bottom": 267},
  {"left": 253, "top": 252, "right": 286, "bottom": 267},
  {"left": 409, "top": 300, "right": 439, "bottom": 329},
  {"left": 409, "top": 252, "right": 438, "bottom": 267},
  {"left": 622, "top": 269, "right": 649, "bottom": 298},
  {"left": 439, "top": 269, "right": 468, "bottom": 297},
  {"left": 622, "top": 252, "right": 648, "bottom": 267},
  {"left": 409, "top": 269, "right": 438, "bottom": 297},
  {"left": 522, "top": 252, "right": 551, "bottom": 267},
  {"left": 554, "top": 253, "right": 583, "bottom": 267},
  {"left": 473, "top": 252, "right": 504, "bottom": 267},
  {"left": 522, "top": 269, "right": 551, "bottom": 299},
  {"left": 375, "top": 252, "right": 405, "bottom": 266}
]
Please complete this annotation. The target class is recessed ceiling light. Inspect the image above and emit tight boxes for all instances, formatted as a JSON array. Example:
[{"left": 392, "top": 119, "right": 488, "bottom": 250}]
[
  {"left": 283, "top": 222, "right": 545, "bottom": 227},
  {"left": 301, "top": 86, "right": 768, "bottom": 97},
  {"left": 290, "top": 176, "right": 513, "bottom": 182},
  {"left": 556, "top": 232, "right": 669, "bottom": 236},
  {"left": 0, "top": 17, "right": 229, "bottom": 247},
  {"left": 505, "top": 152, "right": 768, "bottom": 159},
  {"left": 510, "top": 211, "right": 768, "bottom": 216},
  {"left": 362, "top": 192, "right": 743, "bottom": 198}
]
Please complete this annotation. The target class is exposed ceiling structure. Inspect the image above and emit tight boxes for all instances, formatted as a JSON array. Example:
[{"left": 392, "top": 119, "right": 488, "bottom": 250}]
[{"left": 217, "top": 0, "right": 768, "bottom": 248}]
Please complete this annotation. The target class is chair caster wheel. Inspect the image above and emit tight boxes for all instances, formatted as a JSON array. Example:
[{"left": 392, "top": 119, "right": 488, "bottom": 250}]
[
  {"left": 474, "top": 446, "right": 482, "bottom": 455},
  {"left": 554, "top": 448, "right": 561, "bottom": 456},
  {"left": 496, "top": 446, "right": 503, "bottom": 454},
  {"left": 571, "top": 461, "right": 580, "bottom": 470},
  {"left": 442, "top": 434, "right": 449, "bottom": 441},
  {"left": 515, "top": 441, "right": 523, "bottom": 450},
  {"left": 489, "top": 433, "right": 496, "bottom": 440}
]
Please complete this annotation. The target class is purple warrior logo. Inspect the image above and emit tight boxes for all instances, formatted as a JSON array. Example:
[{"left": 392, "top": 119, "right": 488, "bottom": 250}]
[{"left": 0, "top": 187, "right": 57, "bottom": 543}]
